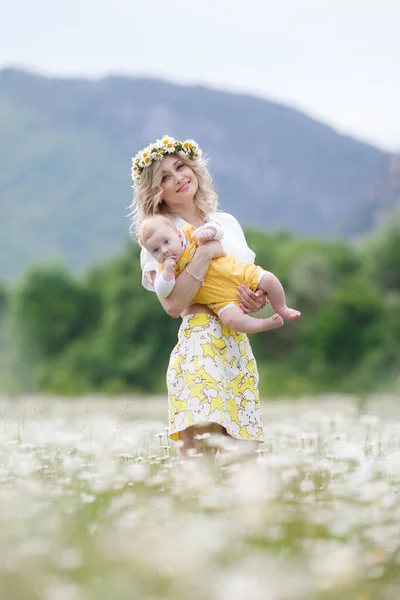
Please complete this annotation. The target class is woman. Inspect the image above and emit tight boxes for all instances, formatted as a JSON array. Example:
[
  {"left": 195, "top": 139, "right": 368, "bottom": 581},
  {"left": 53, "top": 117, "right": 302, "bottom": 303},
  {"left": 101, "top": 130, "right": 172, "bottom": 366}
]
[{"left": 130, "top": 136, "right": 267, "bottom": 456}]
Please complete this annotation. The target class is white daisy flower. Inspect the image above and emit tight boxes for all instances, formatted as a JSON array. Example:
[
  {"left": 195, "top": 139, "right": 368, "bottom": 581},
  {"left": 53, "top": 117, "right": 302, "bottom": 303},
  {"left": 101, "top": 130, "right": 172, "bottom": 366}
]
[
  {"left": 160, "top": 135, "right": 175, "bottom": 146},
  {"left": 160, "top": 135, "right": 176, "bottom": 153},
  {"left": 138, "top": 149, "right": 153, "bottom": 167},
  {"left": 139, "top": 147, "right": 152, "bottom": 160},
  {"left": 183, "top": 139, "right": 197, "bottom": 150}
]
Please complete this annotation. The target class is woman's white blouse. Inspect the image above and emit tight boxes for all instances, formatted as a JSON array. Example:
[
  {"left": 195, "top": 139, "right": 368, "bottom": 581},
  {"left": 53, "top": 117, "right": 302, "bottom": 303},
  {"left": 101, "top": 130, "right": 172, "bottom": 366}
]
[{"left": 140, "top": 211, "right": 256, "bottom": 292}]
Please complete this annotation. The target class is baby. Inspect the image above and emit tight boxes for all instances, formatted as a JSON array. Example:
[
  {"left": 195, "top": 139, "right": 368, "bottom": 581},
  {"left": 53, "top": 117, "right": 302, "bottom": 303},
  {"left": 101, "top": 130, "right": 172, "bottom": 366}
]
[{"left": 139, "top": 215, "right": 301, "bottom": 334}]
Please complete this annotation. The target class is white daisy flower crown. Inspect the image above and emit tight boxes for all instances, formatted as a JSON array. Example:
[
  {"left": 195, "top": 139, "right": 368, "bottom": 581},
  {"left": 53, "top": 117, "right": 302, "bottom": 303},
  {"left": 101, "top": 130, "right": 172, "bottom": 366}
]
[{"left": 131, "top": 135, "right": 202, "bottom": 183}]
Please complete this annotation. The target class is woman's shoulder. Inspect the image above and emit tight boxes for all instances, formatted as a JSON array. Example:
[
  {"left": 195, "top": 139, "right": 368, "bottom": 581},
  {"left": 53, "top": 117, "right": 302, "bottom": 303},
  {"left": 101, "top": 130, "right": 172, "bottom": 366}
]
[{"left": 210, "top": 211, "right": 243, "bottom": 230}]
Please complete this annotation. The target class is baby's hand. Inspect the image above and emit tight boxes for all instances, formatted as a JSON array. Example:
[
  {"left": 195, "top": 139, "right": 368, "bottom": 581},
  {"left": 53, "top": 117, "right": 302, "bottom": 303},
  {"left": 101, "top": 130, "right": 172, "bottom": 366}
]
[
  {"left": 195, "top": 225, "right": 217, "bottom": 244},
  {"left": 164, "top": 257, "right": 176, "bottom": 274}
]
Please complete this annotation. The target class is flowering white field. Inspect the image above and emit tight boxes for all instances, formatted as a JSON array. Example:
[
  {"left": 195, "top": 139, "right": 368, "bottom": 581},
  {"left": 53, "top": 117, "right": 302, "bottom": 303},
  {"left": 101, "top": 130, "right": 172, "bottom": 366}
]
[{"left": 1, "top": 394, "right": 400, "bottom": 600}]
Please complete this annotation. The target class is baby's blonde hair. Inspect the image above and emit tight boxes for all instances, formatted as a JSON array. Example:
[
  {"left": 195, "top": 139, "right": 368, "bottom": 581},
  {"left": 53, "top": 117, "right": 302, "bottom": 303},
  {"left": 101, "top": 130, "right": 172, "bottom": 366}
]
[
  {"left": 129, "top": 151, "right": 218, "bottom": 240},
  {"left": 138, "top": 214, "right": 176, "bottom": 248}
]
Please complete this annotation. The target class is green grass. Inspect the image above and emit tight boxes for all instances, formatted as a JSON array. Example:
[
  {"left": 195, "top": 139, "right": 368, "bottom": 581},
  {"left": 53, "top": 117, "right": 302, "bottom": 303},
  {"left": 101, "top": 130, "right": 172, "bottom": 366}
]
[{"left": 0, "top": 395, "right": 400, "bottom": 600}]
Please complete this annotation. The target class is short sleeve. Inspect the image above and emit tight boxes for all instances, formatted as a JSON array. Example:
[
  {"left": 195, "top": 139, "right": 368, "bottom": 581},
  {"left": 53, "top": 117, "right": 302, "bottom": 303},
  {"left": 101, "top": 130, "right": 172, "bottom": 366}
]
[
  {"left": 210, "top": 212, "right": 256, "bottom": 264},
  {"left": 140, "top": 247, "right": 158, "bottom": 292}
]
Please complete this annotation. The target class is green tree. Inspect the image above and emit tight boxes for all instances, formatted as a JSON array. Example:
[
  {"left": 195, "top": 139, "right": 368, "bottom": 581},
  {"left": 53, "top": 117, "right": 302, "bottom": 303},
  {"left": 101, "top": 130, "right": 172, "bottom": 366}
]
[
  {"left": 303, "top": 277, "right": 384, "bottom": 384},
  {"left": 8, "top": 264, "right": 101, "bottom": 391},
  {"left": 362, "top": 220, "right": 400, "bottom": 292}
]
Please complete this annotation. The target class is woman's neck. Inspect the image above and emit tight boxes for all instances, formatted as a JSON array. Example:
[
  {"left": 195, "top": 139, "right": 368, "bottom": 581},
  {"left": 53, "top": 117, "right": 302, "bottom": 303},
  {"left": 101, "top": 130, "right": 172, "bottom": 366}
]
[{"left": 174, "top": 206, "right": 204, "bottom": 228}]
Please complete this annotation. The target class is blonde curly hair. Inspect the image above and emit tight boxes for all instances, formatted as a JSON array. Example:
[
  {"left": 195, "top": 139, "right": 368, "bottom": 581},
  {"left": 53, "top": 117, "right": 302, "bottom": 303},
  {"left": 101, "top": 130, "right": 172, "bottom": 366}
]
[{"left": 129, "top": 152, "right": 219, "bottom": 240}]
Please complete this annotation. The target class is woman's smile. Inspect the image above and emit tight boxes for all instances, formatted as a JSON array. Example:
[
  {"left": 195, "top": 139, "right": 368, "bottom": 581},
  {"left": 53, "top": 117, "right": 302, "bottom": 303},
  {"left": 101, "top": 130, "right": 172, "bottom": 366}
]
[{"left": 177, "top": 180, "right": 190, "bottom": 193}]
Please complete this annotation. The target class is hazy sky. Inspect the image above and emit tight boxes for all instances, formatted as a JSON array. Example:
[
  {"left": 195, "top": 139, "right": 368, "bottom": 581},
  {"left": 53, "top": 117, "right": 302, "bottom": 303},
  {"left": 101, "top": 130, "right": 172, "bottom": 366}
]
[{"left": 2, "top": 0, "right": 399, "bottom": 150}]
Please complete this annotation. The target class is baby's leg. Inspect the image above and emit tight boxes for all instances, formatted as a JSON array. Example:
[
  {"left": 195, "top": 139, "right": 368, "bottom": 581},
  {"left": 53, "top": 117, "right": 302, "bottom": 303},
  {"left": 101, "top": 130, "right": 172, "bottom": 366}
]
[
  {"left": 219, "top": 305, "right": 284, "bottom": 334},
  {"left": 259, "top": 271, "right": 301, "bottom": 320}
]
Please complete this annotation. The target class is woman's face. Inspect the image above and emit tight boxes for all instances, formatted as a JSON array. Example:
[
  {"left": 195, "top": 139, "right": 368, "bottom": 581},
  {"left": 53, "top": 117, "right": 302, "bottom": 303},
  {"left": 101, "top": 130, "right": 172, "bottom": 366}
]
[{"left": 159, "top": 155, "right": 198, "bottom": 209}]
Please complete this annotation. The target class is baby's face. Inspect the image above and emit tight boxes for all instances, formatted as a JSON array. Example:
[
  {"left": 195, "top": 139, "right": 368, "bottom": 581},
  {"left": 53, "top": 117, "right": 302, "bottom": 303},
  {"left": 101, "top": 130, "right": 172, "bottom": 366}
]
[{"left": 144, "top": 224, "right": 184, "bottom": 265}]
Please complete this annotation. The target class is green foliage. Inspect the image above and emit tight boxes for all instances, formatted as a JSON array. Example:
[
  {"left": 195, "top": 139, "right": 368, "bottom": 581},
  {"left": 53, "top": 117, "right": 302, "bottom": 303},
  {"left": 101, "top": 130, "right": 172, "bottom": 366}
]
[
  {"left": 303, "top": 278, "right": 383, "bottom": 379},
  {"left": 6, "top": 264, "right": 101, "bottom": 392},
  {"left": 3, "top": 223, "right": 400, "bottom": 397},
  {"left": 11, "top": 264, "right": 100, "bottom": 357},
  {"left": 361, "top": 218, "right": 400, "bottom": 292},
  {"left": 0, "top": 281, "right": 9, "bottom": 386}
]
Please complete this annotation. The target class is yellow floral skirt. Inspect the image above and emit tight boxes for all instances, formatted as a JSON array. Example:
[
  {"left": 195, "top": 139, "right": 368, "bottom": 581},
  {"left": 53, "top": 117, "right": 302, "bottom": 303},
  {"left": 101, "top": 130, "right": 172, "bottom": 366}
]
[{"left": 167, "top": 313, "right": 264, "bottom": 442}]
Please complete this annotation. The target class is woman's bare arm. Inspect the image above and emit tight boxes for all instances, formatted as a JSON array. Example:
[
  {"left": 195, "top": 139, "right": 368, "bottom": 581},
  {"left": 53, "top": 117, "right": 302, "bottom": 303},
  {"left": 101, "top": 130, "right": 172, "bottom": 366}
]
[{"left": 151, "top": 240, "right": 225, "bottom": 318}]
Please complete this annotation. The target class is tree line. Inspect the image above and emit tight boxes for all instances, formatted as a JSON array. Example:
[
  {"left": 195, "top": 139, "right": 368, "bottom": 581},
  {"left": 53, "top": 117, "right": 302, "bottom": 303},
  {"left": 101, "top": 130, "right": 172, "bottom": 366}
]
[{"left": 1, "top": 222, "right": 399, "bottom": 398}]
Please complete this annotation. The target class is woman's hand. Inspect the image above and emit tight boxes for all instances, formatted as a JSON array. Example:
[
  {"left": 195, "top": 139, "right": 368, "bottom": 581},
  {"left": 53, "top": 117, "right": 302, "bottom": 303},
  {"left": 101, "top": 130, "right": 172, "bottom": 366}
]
[
  {"left": 237, "top": 285, "right": 268, "bottom": 314},
  {"left": 197, "top": 239, "right": 226, "bottom": 259}
]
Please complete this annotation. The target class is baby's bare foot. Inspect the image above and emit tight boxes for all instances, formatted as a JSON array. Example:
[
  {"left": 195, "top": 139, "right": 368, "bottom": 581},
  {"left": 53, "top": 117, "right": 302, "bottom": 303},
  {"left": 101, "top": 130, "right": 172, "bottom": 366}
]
[
  {"left": 262, "top": 313, "right": 284, "bottom": 330},
  {"left": 278, "top": 306, "right": 301, "bottom": 320}
]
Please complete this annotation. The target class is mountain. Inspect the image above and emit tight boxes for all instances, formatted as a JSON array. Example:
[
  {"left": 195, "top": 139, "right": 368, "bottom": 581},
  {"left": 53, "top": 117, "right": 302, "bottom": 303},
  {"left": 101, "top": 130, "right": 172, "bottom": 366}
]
[
  {"left": 340, "top": 154, "right": 400, "bottom": 236},
  {"left": 0, "top": 68, "right": 390, "bottom": 280}
]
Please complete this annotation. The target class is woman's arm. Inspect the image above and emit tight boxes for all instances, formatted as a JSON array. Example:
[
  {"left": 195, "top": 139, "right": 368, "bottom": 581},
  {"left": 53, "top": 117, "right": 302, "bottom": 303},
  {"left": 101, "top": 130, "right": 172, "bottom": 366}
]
[{"left": 151, "top": 240, "right": 225, "bottom": 318}]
